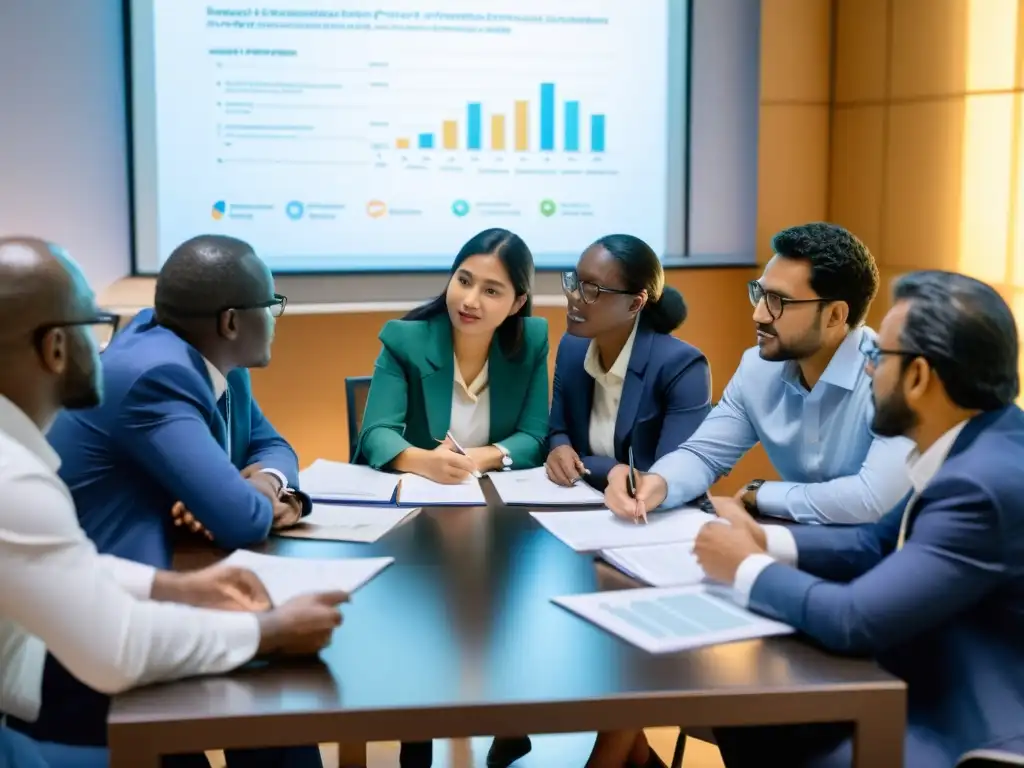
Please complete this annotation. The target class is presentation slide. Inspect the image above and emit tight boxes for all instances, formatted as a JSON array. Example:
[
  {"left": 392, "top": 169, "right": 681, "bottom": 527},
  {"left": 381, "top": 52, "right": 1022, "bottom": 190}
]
[{"left": 129, "top": 1, "right": 688, "bottom": 273}]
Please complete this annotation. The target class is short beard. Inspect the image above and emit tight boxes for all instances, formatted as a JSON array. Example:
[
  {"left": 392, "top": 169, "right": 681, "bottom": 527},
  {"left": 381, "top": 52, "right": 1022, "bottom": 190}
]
[{"left": 872, "top": 388, "right": 917, "bottom": 438}]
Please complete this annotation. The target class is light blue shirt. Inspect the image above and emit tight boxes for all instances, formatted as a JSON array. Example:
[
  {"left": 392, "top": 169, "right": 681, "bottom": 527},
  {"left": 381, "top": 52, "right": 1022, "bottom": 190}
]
[{"left": 649, "top": 325, "right": 915, "bottom": 524}]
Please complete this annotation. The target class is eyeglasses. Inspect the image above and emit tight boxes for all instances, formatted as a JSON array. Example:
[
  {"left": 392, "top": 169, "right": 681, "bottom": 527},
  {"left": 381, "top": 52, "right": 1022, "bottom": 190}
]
[
  {"left": 562, "top": 270, "right": 635, "bottom": 305},
  {"left": 32, "top": 313, "right": 121, "bottom": 351},
  {"left": 858, "top": 334, "right": 924, "bottom": 367},
  {"left": 162, "top": 294, "right": 288, "bottom": 319},
  {"left": 748, "top": 280, "right": 832, "bottom": 319}
]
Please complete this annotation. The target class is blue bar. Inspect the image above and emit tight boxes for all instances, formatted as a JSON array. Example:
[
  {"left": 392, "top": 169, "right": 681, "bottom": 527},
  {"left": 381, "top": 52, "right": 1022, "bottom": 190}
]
[
  {"left": 540, "top": 82, "right": 555, "bottom": 151},
  {"left": 564, "top": 101, "right": 579, "bottom": 151},
  {"left": 590, "top": 114, "right": 605, "bottom": 152},
  {"left": 467, "top": 102, "right": 482, "bottom": 150},
  {"left": 418, "top": 132, "right": 434, "bottom": 149}
]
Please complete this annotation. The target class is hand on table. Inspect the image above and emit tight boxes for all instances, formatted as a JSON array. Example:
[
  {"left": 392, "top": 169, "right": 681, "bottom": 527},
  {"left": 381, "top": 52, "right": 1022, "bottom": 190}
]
[
  {"left": 153, "top": 564, "right": 272, "bottom": 611},
  {"left": 604, "top": 464, "right": 668, "bottom": 523},
  {"left": 271, "top": 494, "right": 304, "bottom": 529},
  {"left": 419, "top": 438, "right": 478, "bottom": 484},
  {"left": 171, "top": 501, "right": 214, "bottom": 541},
  {"left": 257, "top": 591, "right": 349, "bottom": 656},
  {"left": 242, "top": 463, "right": 283, "bottom": 501},
  {"left": 692, "top": 497, "right": 767, "bottom": 584},
  {"left": 545, "top": 445, "right": 586, "bottom": 486}
]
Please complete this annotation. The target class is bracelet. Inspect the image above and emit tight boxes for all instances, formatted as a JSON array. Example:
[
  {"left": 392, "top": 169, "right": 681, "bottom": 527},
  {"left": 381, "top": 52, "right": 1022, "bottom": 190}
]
[{"left": 494, "top": 443, "right": 513, "bottom": 471}]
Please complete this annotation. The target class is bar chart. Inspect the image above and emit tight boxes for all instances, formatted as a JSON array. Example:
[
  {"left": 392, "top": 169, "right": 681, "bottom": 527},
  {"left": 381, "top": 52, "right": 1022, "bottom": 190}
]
[{"left": 393, "top": 83, "right": 607, "bottom": 155}]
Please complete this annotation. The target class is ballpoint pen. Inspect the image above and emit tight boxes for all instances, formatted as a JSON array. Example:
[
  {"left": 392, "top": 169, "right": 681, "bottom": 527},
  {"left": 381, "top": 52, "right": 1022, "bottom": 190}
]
[
  {"left": 626, "top": 444, "right": 647, "bottom": 524},
  {"left": 443, "top": 431, "right": 482, "bottom": 478}
]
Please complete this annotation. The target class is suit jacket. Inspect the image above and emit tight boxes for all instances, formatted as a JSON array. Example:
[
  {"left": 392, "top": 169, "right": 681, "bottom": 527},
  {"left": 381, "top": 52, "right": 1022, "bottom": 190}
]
[
  {"left": 46, "top": 309, "right": 308, "bottom": 569},
  {"left": 749, "top": 405, "right": 1024, "bottom": 766},
  {"left": 354, "top": 313, "right": 550, "bottom": 469},
  {"left": 547, "top": 327, "right": 711, "bottom": 488}
]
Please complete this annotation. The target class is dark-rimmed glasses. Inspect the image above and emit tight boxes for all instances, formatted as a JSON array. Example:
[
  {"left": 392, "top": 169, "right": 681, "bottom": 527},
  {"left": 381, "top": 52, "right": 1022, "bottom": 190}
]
[
  {"left": 748, "top": 280, "right": 832, "bottom": 319},
  {"left": 859, "top": 334, "right": 925, "bottom": 367},
  {"left": 562, "top": 271, "right": 635, "bottom": 305},
  {"left": 161, "top": 294, "right": 288, "bottom": 318},
  {"left": 32, "top": 313, "right": 121, "bottom": 350}
]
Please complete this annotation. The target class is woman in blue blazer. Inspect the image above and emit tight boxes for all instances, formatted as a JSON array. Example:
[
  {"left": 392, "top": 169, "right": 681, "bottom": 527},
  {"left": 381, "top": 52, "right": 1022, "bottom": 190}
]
[{"left": 546, "top": 234, "right": 712, "bottom": 490}]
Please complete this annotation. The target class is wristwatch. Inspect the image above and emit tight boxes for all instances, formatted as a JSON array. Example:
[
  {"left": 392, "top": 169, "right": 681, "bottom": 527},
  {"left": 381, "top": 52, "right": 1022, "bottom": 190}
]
[
  {"left": 494, "top": 443, "right": 513, "bottom": 471},
  {"left": 742, "top": 479, "right": 765, "bottom": 511}
]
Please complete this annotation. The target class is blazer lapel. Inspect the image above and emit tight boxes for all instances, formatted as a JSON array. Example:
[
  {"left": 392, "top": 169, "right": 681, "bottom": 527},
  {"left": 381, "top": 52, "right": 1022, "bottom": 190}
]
[
  {"left": 613, "top": 328, "right": 654, "bottom": 457},
  {"left": 488, "top": 341, "right": 529, "bottom": 444},
  {"left": 421, "top": 315, "right": 456, "bottom": 442}
]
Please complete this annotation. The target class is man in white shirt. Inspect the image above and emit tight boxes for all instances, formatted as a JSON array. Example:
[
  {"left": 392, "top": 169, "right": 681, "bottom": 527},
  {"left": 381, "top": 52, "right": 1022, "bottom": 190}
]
[{"left": 0, "top": 237, "right": 347, "bottom": 767}]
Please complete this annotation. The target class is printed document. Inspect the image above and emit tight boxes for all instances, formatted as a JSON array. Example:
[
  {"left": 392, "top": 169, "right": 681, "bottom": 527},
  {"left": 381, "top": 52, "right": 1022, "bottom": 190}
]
[
  {"left": 489, "top": 466, "right": 604, "bottom": 506},
  {"left": 274, "top": 504, "right": 418, "bottom": 542},
  {"left": 599, "top": 543, "right": 708, "bottom": 587},
  {"left": 298, "top": 459, "right": 399, "bottom": 503},
  {"left": 531, "top": 507, "right": 715, "bottom": 552}
]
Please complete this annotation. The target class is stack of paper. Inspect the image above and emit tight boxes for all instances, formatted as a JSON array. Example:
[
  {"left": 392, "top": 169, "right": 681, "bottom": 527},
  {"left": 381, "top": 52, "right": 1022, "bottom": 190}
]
[
  {"left": 275, "top": 504, "right": 418, "bottom": 543},
  {"left": 396, "top": 473, "right": 486, "bottom": 506},
  {"left": 552, "top": 585, "right": 794, "bottom": 654},
  {"left": 530, "top": 506, "right": 715, "bottom": 552},
  {"left": 488, "top": 466, "right": 604, "bottom": 506},
  {"left": 222, "top": 549, "right": 394, "bottom": 606},
  {"left": 599, "top": 543, "right": 708, "bottom": 587},
  {"left": 298, "top": 459, "right": 399, "bottom": 504}
]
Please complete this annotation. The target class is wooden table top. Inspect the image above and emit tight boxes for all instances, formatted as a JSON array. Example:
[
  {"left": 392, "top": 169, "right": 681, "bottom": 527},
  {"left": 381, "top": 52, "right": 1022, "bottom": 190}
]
[{"left": 109, "top": 502, "right": 906, "bottom": 767}]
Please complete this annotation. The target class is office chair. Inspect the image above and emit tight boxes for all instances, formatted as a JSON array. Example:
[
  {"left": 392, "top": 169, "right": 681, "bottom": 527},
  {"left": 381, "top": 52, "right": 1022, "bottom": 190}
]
[
  {"left": 344, "top": 376, "right": 372, "bottom": 459},
  {"left": 957, "top": 750, "right": 1024, "bottom": 766}
]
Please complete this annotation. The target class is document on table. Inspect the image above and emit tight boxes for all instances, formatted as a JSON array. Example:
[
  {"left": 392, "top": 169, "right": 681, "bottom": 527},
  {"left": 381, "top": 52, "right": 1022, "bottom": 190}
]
[
  {"left": 488, "top": 466, "right": 604, "bottom": 506},
  {"left": 530, "top": 507, "right": 715, "bottom": 552},
  {"left": 298, "top": 459, "right": 398, "bottom": 504},
  {"left": 274, "top": 504, "right": 418, "bottom": 542},
  {"left": 553, "top": 585, "right": 794, "bottom": 654},
  {"left": 222, "top": 549, "right": 394, "bottom": 606},
  {"left": 396, "top": 473, "right": 486, "bottom": 506},
  {"left": 599, "top": 543, "right": 708, "bottom": 587}
]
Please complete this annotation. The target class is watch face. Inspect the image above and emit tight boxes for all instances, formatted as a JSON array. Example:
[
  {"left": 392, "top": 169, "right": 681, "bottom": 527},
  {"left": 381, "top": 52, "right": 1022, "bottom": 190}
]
[{"left": 748, "top": 479, "right": 765, "bottom": 490}]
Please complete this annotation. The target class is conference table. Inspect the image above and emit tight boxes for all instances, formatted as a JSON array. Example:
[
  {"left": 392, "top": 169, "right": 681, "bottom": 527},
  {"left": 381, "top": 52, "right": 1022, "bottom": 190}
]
[{"left": 107, "top": 489, "right": 907, "bottom": 768}]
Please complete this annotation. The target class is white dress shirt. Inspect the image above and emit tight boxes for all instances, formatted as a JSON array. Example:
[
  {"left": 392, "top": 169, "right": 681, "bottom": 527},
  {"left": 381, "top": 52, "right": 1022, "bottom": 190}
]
[
  {"left": 731, "top": 421, "right": 969, "bottom": 606},
  {"left": 583, "top": 318, "right": 639, "bottom": 458},
  {"left": 448, "top": 356, "right": 491, "bottom": 449},
  {"left": 202, "top": 357, "right": 288, "bottom": 492},
  {"left": 0, "top": 395, "right": 260, "bottom": 721}
]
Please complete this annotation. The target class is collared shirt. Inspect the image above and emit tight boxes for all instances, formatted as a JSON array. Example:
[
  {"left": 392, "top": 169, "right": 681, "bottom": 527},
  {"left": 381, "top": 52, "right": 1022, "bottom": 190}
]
[
  {"left": 584, "top": 317, "right": 639, "bottom": 458},
  {"left": 202, "top": 356, "right": 288, "bottom": 493},
  {"left": 449, "top": 356, "right": 491, "bottom": 449},
  {"left": 732, "top": 420, "right": 969, "bottom": 605},
  {"left": 0, "top": 395, "right": 260, "bottom": 721},
  {"left": 649, "top": 326, "right": 915, "bottom": 524}
]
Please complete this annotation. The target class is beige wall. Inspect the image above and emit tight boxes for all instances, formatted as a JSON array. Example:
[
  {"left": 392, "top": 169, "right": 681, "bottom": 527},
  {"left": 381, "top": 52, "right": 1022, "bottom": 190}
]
[{"left": 249, "top": 0, "right": 838, "bottom": 490}]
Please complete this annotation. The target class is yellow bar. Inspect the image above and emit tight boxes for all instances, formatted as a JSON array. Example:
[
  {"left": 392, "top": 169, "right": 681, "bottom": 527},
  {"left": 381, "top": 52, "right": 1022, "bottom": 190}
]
[
  {"left": 514, "top": 101, "right": 528, "bottom": 151},
  {"left": 395, "top": 137, "right": 410, "bottom": 149},
  {"left": 491, "top": 114, "right": 506, "bottom": 150},
  {"left": 443, "top": 120, "right": 458, "bottom": 150}
]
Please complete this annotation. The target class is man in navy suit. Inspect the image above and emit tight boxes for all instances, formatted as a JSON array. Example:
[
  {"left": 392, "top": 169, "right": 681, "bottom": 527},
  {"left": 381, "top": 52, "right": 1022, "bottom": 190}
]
[
  {"left": 21, "top": 236, "right": 320, "bottom": 767},
  {"left": 686, "top": 270, "right": 1024, "bottom": 767}
]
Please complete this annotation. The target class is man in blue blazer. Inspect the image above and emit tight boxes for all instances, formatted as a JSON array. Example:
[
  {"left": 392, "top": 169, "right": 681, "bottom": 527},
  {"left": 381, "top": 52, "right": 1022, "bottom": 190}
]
[
  {"left": 687, "top": 270, "right": 1024, "bottom": 767},
  {"left": 32, "top": 235, "right": 319, "bottom": 767}
]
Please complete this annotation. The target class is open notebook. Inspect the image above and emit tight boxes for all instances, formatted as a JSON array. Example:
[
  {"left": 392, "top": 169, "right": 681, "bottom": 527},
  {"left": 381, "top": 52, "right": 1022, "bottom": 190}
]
[{"left": 297, "top": 459, "right": 486, "bottom": 506}]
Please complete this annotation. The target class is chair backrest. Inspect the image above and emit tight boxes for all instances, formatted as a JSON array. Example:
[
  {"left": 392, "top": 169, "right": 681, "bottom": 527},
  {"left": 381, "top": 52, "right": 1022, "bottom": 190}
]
[
  {"left": 957, "top": 750, "right": 1024, "bottom": 767},
  {"left": 344, "top": 376, "right": 372, "bottom": 459}
]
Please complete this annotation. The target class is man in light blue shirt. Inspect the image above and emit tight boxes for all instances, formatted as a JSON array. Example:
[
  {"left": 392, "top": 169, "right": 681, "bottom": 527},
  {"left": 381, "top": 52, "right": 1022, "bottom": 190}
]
[{"left": 604, "top": 222, "right": 914, "bottom": 527}]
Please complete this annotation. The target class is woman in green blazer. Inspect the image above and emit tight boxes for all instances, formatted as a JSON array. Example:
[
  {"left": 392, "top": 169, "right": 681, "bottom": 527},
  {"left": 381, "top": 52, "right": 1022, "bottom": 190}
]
[{"left": 354, "top": 228, "right": 550, "bottom": 486}]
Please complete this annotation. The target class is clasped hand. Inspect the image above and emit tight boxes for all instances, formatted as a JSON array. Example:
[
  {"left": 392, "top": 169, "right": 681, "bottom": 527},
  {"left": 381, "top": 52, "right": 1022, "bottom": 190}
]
[{"left": 691, "top": 496, "right": 767, "bottom": 584}]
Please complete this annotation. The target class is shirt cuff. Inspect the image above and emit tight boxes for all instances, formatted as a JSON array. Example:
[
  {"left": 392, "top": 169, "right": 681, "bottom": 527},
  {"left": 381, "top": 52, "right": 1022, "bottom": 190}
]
[
  {"left": 732, "top": 553, "right": 776, "bottom": 608},
  {"left": 98, "top": 555, "right": 157, "bottom": 599},
  {"left": 763, "top": 525, "right": 799, "bottom": 566},
  {"left": 753, "top": 480, "right": 797, "bottom": 519},
  {"left": 260, "top": 468, "right": 289, "bottom": 495}
]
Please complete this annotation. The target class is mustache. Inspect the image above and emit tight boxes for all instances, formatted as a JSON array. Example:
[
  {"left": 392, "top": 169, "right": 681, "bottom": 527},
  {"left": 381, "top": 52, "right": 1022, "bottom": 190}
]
[{"left": 756, "top": 324, "right": 777, "bottom": 336}]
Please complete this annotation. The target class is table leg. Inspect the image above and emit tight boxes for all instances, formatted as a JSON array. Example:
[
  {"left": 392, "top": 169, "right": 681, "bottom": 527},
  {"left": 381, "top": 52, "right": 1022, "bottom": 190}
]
[
  {"left": 337, "top": 741, "right": 367, "bottom": 767},
  {"left": 852, "top": 692, "right": 906, "bottom": 768},
  {"left": 109, "top": 744, "right": 160, "bottom": 768}
]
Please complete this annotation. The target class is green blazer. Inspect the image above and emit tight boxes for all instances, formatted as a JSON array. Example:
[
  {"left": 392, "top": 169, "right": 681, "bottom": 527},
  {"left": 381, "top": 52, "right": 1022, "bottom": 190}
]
[{"left": 354, "top": 313, "right": 550, "bottom": 470}]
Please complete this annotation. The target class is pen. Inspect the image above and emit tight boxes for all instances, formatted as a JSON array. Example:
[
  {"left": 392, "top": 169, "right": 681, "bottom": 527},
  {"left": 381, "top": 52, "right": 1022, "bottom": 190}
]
[
  {"left": 626, "top": 445, "right": 646, "bottom": 524},
  {"left": 443, "top": 431, "right": 482, "bottom": 478}
]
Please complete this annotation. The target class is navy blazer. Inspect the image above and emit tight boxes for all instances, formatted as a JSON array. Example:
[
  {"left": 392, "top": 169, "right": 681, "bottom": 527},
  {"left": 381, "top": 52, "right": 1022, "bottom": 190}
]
[
  {"left": 47, "top": 309, "right": 308, "bottom": 569},
  {"left": 548, "top": 326, "right": 711, "bottom": 488},
  {"left": 746, "top": 406, "right": 1024, "bottom": 766}
]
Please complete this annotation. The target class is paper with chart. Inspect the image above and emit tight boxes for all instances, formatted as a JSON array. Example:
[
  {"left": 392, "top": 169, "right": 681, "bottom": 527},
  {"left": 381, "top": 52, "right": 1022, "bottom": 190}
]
[
  {"left": 274, "top": 504, "right": 418, "bottom": 543},
  {"left": 530, "top": 507, "right": 715, "bottom": 552},
  {"left": 396, "top": 473, "right": 486, "bottom": 506},
  {"left": 553, "top": 585, "right": 794, "bottom": 654},
  {"left": 600, "top": 543, "right": 709, "bottom": 587},
  {"left": 298, "top": 459, "right": 399, "bottom": 503},
  {"left": 488, "top": 466, "right": 604, "bottom": 506},
  {"left": 222, "top": 549, "right": 394, "bottom": 606}
]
